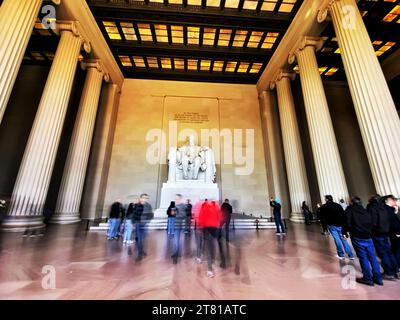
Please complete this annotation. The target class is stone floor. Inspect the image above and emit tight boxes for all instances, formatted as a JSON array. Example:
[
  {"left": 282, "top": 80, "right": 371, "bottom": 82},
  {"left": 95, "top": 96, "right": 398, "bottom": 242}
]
[{"left": 0, "top": 222, "right": 399, "bottom": 300}]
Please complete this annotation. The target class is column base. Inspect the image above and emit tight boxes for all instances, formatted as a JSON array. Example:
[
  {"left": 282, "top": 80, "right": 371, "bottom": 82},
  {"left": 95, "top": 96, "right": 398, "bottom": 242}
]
[
  {"left": 289, "top": 212, "right": 305, "bottom": 223},
  {"left": 49, "top": 212, "right": 81, "bottom": 224},
  {"left": 1, "top": 215, "right": 46, "bottom": 232}
]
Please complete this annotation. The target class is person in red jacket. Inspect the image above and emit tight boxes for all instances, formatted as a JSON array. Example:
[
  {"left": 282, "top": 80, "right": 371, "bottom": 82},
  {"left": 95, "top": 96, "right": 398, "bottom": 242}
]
[{"left": 199, "top": 200, "right": 223, "bottom": 278}]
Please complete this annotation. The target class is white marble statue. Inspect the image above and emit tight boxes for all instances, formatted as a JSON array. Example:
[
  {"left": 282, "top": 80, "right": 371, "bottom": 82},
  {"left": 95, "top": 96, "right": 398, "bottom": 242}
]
[{"left": 168, "top": 135, "right": 216, "bottom": 183}]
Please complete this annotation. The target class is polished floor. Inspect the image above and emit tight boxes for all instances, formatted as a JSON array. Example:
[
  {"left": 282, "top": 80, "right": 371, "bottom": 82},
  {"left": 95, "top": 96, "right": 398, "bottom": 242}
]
[{"left": 0, "top": 222, "right": 399, "bottom": 300}]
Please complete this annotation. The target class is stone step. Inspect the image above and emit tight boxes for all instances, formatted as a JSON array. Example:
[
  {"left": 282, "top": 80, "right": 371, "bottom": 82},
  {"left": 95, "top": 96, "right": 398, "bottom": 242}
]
[{"left": 90, "top": 218, "right": 277, "bottom": 231}]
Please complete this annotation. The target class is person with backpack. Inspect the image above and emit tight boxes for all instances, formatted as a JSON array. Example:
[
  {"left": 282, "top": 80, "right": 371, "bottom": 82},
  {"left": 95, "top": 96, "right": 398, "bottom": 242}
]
[
  {"left": 270, "top": 197, "right": 285, "bottom": 235},
  {"left": 344, "top": 197, "right": 383, "bottom": 286}
]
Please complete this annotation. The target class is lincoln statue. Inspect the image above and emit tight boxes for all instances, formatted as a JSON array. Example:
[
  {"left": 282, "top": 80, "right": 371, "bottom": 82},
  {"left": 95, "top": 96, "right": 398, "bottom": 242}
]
[{"left": 167, "top": 135, "right": 216, "bottom": 183}]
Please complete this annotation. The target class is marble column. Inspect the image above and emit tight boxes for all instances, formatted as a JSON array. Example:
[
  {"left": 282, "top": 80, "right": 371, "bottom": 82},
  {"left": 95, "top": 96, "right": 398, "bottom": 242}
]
[
  {"left": 319, "top": 0, "right": 400, "bottom": 196},
  {"left": 80, "top": 84, "right": 121, "bottom": 220},
  {"left": 51, "top": 61, "right": 109, "bottom": 224},
  {"left": 289, "top": 37, "right": 348, "bottom": 203},
  {"left": 2, "top": 22, "right": 91, "bottom": 232},
  {"left": 0, "top": 0, "right": 60, "bottom": 124},
  {"left": 271, "top": 71, "right": 311, "bottom": 222},
  {"left": 260, "top": 90, "right": 282, "bottom": 200}
]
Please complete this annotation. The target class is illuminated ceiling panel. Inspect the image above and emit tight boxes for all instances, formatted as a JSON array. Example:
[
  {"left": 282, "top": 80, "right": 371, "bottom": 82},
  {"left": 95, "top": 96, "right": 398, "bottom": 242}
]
[
  {"left": 120, "top": 22, "right": 137, "bottom": 41},
  {"left": 155, "top": 24, "right": 169, "bottom": 43},
  {"left": 225, "top": 61, "right": 237, "bottom": 72},
  {"left": 147, "top": 57, "right": 159, "bottom": 68},
  {"left": 208, "top": 0, "right": 221, "bottom": 7},
  {"left": 187, "top": 59, "right": 198, "bottom": 71},
  {"left": 137, "top": 23, "right": 152, "bottom": 42},
  {"left": 213, "top": 61, "right": 224, "bottom": 72},
  {"left": 161, "top": 58, "right": 172, "bottom": 69},
  {"left": 187, "top": 27, "right": 200, "bottom": 45},
  {"left": 218, "top": 29, "right": 232, "bottom": 47},
  {"left": 133, "top": 56, "right": 146, "bottom": 67},
  {"left": 87, "top": 0, "right": 304, "bottom": 82},
  {"left": 243, "top": 0, "right": 258, "bottom": 10},
  {"left": 225, "top": 0, "right": 240, "bottom": 9},
  {"left": 119, "top": 55, "right": 132, "bottom": 67},
  {"left": 250, "top": 63, "right": 263, "bottom": 73},
  {"left": 383, "top": 4, "right": 400, "bottom": 22},
  {"left": 237, "top": 62, "right": 250, "bottom": 73},
  {"left": 171, "top": 25, "right": 184, "bottom": 44},
  {"left": 203, "top": 28, "right": 216, "bottom": 46},
  {"left": 103, "top": 21, "right": 121, "bottom": 40},
  {"left": 201, "top": 60, "right": 211, "bottom": 71},
  {"left": 247, "top": 31, "right": 263, "bottom": 48},
  {"left": 232, "top": 30, "right": 248, "bottom": 48},
  {"left": 174, "top": 58, "right": 185, "bottom": 70}
]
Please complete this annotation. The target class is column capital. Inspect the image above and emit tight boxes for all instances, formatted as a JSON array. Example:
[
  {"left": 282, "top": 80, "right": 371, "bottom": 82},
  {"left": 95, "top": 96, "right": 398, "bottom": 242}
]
[
  {"left": 51, "top": 0, "right": 61, "bottom": 4},
  {"left": 55, "top": 21, "right": 91, "bottom": 54},
  {"left": 81, "top": 59, "right": 110, "bottom": 82},
  {"left": 317, "top": 0, "right": 338, "bottom": 23},
  {"left": 288, "top": 37, "right": 325, "bottom": 64},
  {"left": 270, "top": 70, "right": 296, "bottom": 90}
]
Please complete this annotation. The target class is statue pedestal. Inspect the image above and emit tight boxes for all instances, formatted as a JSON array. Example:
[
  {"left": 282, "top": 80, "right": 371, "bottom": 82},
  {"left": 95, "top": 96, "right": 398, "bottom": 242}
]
[{"left": 155, "top": 181, "right": 219, "bottom": 217}]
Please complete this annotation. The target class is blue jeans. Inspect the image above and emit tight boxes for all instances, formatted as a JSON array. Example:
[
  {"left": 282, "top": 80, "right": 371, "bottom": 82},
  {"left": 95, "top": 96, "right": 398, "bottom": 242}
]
[
  {"left": 373, "top": 235, "right": 399, "bottom": 276},
  {"left": 135, "top": 223, "right": 147, "bottom": 256},
  {"left": 107, "top": 218, "right": 120, "bottom": 239},
  {"left": 327, "top": 225, "right": 354, "bottom": 258},
  {"left": 172, "top": 228, "right": 182, "bottom": 257},
  {"left": 274, "top": 214, "right": 285, "bottom": 233},
  {"left": 351, "top": 237, "right": 382, "bottom": 282},
  {"left": 167, "top": 217, "right": 175, "bottom": 235},
  {"left": 123, "top": 220, "right": 133, "bottom": 242}
]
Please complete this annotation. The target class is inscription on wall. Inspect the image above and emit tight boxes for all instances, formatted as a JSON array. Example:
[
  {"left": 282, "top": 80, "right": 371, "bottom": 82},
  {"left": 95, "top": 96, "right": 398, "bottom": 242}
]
[{"left": 173, "top": 112, "right": 209, "bottom": 124}]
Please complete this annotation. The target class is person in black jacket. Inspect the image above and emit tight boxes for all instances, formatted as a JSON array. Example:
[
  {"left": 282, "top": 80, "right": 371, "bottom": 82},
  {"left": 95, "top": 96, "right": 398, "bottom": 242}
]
[
  {"left": 134, "top": 194, "right": 153, "bottom": 261},
  {"left": 270, "top": 197, "right": 285, "bottom": 235},
  {"left": 220, "top": 199, "right": 233, "bottom": 241},
  {"left": 184, "top": 199, "right": 193, "bottom": 234},
  {"left": 123, "top": 198, "right": 139, "bottom": 245},
  {"left": 166, "top": 201, "right": 176, "bottom": 236},
  {"left": 301, "top": 201, "right": 312, "bottom": 225},
  {"left": 107, "top": 200, "right": 123, "bottom": 240},
  {"left": 344, "top": 197, "right": 383, "bottom": 286},
  {"left": 320, "top": 195, "right": 354, "bottom": 260},
  {"left": 368, "top": 195, "right": 399, "bottom": 280}
]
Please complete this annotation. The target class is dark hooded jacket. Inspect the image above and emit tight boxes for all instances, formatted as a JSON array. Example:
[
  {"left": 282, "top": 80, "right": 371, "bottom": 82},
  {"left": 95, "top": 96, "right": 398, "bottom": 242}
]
[
  {"left": 319, "top": 201, "right": 346, "bottom": 227},
  {"left": 345, "top": 203, "right": 375, "bottom": 239},
  {"left": 367, "top": 199, "right": 392, "bottom": 236}
]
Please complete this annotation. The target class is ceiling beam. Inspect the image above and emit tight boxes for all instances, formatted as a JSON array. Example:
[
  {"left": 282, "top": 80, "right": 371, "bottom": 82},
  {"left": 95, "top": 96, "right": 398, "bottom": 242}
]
[
  {"left": 88, "top": 2, "right": 293, "bottom": 31},
  {"left": 121, "top": 70, "right": 259, "bottom": 84},
  {"left": 110, "top": 40, "right": 271, "bottom": 61}
]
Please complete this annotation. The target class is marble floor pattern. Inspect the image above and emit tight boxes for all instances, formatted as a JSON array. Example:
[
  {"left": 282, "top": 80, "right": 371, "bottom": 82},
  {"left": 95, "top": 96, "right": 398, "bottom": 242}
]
[{"left": 0, "top": 222, "right": 399, "bottom": 300}]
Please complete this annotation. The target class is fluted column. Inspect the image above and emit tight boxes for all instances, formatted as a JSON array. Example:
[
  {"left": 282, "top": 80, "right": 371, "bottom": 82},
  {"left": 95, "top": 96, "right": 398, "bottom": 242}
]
[
  {"left": 0, "top": 0, "right": 61, "bottom": 124},
  {"left": 51, "top": 60, "right": 109, "bottom": 224},
  {"left": 80, "top": 84, "right": 121, "bottom": 220},
  {"left": 2, "top": 22, "right": 91, "bottom": 232},
  {"left": 271, "top": 71, "right": 311, "bottom": 222},
  {"left": 260, "top": 90, "right": 282, "bottom": 200},
  {"left": 289, "top": 37, "right": 348, "bottom": 203},
  {"left": 318, "top": 0, "right": 400, "bottom": 196}
]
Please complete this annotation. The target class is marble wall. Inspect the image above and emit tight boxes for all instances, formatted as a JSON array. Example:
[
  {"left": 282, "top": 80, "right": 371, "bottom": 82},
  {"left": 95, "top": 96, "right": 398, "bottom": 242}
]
[{"left": 103, "top": 79, "right": 270, "bottom": 217}]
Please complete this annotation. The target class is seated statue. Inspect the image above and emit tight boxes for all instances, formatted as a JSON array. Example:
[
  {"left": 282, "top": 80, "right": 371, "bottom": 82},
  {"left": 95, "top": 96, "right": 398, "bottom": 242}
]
[{"left": 168, "top": 135, "right": 216, "bottom": 183}]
